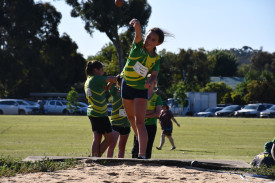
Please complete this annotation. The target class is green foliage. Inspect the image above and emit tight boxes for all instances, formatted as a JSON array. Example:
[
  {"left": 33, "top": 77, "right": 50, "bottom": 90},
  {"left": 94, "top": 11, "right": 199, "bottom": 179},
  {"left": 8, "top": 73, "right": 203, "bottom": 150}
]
[
  {"left": 244, "top": 80, "right": 275, "bottom": 103},
  {"left": 245, "top": 165, "right": 275, "bottom": 179},
  {"left": 230, "top": 91, "right": 245, "bottom": 105},
  {"left": 66, "top": 0, "right": 152, "bottom": 72},
  {"left": 0, "top": 157, "right": 79, "bottom": 177},
  {"left": 174, "top": 81, "right": 187, "bottom": 105},
  {"left": 208, "top": 50, "right": 238, "bottom": 76},
  {"left": 251, "top": 51, "right": 275, "bottom": 77},
  {"left": 0, "top": 0, "right": 86, "bottom": 98},
  {"left": 200, "top": 82, "right": 232, "bottom": 104},
  {"left": 66, "top": 87, "right": 79, "bottom": 113}
]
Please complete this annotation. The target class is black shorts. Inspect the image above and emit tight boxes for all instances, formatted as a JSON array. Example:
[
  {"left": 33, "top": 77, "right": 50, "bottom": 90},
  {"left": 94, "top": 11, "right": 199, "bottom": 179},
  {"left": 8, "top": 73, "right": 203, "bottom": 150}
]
[
  {"left": 121, "top": 79, "right": 148, "bottom": 100},
  {"left": 88, "top": 116, "right": 112, "bottom": 134},
  {"left": 163, "top": 126, "right": 172, "bottom": 136},
  {"left": 112, "top": 125, "right": 131, "bottom": 135}
]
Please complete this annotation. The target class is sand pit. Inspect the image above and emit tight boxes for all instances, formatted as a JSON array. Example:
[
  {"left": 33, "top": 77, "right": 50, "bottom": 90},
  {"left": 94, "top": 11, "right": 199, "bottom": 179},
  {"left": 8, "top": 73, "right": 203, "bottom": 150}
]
[{"left": 0, "top": 161, "right": 271, "bottom": 183}]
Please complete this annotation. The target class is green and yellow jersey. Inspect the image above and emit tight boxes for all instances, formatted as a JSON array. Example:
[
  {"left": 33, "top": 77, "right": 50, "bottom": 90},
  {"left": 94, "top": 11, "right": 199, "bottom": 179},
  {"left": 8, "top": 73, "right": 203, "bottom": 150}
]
[
  {"left": 109, "top": 84, "right": 130, "bottom": 127},
  {"left": 84, "top": 75, "right": 108, "bottom": 117},
  {"left": 121, "top": 40, "right": 160, "bottom": 90},
  {"left": 145, "top": 93, "right": 163, "bottom": 125}
]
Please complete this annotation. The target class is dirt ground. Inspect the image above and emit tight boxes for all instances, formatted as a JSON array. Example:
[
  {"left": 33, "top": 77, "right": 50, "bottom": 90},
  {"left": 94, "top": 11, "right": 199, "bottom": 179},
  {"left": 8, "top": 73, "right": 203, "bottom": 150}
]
[{"left": 0, "top": 161, "right": 272, "bottom": 183}]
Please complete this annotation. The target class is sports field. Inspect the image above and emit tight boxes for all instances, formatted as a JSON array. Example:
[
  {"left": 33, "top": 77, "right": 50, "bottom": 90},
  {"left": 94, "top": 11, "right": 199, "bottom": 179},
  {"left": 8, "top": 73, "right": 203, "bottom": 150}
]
[{"left": 0, "top": 115, "right": 274, "bottom": 162}]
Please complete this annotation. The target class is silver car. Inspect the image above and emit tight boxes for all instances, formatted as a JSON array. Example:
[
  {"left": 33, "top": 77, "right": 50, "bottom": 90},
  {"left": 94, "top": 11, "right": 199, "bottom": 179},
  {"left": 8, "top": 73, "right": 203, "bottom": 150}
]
[
  {"left": 0, "top": 99, "right": 34, "bottom": 115},
  {"left": 234, "top": 103, "right": 273, "bottom": 117},
  {"left": 260, "top": 105, "right": 275, "bottom": 118}
]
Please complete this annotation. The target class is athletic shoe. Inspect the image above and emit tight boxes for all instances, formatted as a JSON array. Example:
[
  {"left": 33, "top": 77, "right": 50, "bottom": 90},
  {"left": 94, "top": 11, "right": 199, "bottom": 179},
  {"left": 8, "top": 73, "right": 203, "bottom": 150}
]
[
  {"left": 137, "top": 156, "right": 146, "bottom": 159},
  {"left": 156, "top": 147, "right": 161, "bottom": 150},
  {"left": 170, "top": 147, "right": 176, "bottom": 150}
]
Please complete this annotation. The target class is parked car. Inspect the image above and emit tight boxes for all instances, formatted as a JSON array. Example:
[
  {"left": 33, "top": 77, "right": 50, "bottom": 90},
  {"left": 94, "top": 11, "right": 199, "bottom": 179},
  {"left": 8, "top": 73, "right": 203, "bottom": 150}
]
[
  {"left": 25, "top": 100, "right": 40, "bottom": 114},
  {"left": 0, "top": 99, "right": 35, "bottom": 115},
  {"left": 195, "top": 107, "right": 223, "bottom": 117},
  {"left": 234, "top": 103, "right": 273, "bottom": 117},
  {"left": 75, "top": 102, "right": 88, "bottom": 115},
  {"left": 260, "top": 105, "right": 275, "bottom": 118},
  {"left": 0, "top": 100, "right": 20, "bottom": 115},
  {"left": 43, "top": 99, "right": 70, "bottom": 115},
  {"left": 215, "top": 105, "right": 243, "bottom": 117}
]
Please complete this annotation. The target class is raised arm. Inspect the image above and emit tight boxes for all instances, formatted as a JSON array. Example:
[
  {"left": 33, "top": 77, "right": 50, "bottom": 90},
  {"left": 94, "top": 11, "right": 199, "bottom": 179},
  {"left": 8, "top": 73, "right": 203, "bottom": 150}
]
[{"left": 129, "top": 18, "right": 142, "bottom": 44}]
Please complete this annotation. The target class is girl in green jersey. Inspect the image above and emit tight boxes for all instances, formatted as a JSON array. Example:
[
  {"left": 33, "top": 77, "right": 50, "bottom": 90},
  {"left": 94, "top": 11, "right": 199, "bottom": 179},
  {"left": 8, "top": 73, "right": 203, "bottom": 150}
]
[{"left": 121, "top": 18, "right": 168, "bottom": 159}]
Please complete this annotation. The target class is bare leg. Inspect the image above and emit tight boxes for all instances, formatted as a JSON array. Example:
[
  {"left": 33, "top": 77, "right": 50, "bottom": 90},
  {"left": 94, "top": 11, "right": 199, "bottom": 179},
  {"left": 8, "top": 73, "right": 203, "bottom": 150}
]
[
  {"left": 99, "top": 132, "right": 113, "bottom": 157},
  {"left": 107, "top": 130, "right": 119, "bottom": 158},
  {"left": 157, "top": 133, "right": 165, "bottom": 149},
  {"left": 92, "top": 132, "right": 102, "bottom": 157},
  {"left": 117, "top": 134, "right": 129, "bottom": 158},
  {"left": 122, "top": 99, "right": 137, "bottom": 137},
  {"left": 167, "top": 136, "right": 176, "bottom": 149},
  {"left": 135, "top": 98, "right": 148, "bottom": 157}
]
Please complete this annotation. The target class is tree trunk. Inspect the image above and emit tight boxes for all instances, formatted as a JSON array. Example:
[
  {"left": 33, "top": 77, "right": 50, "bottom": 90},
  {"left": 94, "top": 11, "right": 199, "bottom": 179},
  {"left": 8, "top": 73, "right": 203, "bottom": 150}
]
[{"left": 113, "top": 37, "right": 124, "bottom": 73}]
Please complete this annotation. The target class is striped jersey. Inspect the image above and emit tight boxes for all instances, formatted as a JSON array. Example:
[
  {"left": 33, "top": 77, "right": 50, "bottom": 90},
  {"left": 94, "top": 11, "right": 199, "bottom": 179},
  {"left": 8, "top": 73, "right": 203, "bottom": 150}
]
[
  {"left": 109, "top": 84, "right": 130, "bottom": 127},
  {"left": 145, "top": 93, "right": 163, "bottom": 125},
  {"left": 84, "top": 75, "right": 108, "bottom": 117},
  {"left": 122, "top": 40, "right": 160, "bottom": 90}
]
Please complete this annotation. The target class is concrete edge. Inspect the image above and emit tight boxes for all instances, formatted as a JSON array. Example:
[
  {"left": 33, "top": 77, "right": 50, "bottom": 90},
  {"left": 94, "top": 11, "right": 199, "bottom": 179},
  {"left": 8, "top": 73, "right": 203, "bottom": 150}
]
[{"left": 22, "top": 156, "right": 251, "bottom": 170}]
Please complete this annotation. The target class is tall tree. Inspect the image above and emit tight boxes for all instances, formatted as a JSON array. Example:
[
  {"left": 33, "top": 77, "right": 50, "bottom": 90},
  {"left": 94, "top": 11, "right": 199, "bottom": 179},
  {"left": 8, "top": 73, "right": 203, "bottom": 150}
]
[
  {"left": 251, "top": 51, "right": 275, "bottom": 77},
  {"left": 208, "top": 50, "right": 238, "bottom": 77},
  {"left": 0, "top": 0, "right": 86, "bottom": 98},
  {"left": 66, "top": 0, "right": 151, "bottom": 72}
]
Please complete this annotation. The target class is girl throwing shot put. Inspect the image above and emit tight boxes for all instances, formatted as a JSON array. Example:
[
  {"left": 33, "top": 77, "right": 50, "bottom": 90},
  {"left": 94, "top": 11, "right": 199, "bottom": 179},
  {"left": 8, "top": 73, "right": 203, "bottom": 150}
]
[{"left": 121, "top": 18, "right": 170, "bottom": 159}]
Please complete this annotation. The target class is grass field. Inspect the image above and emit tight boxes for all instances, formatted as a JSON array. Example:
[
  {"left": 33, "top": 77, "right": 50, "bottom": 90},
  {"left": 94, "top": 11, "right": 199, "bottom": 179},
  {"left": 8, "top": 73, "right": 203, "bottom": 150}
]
[{"left": 0, "top": 115, "right": 274, "bottom": 163}]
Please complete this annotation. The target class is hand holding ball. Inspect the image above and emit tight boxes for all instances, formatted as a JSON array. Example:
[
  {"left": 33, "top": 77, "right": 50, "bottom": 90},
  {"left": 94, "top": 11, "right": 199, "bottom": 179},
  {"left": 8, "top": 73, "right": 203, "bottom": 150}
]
[{"left": 115, "top": 0, "right": 124, "bottom": 7}]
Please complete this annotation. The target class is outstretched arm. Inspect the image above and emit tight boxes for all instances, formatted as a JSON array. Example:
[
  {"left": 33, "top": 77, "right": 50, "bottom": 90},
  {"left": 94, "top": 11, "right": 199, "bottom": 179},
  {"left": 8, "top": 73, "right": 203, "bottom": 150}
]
[
  {"left": 172, "top": 117, "right": 180, "bottom": 127},
  {"left": 129, "top": 18, "right": 142, "bottom": 44}
]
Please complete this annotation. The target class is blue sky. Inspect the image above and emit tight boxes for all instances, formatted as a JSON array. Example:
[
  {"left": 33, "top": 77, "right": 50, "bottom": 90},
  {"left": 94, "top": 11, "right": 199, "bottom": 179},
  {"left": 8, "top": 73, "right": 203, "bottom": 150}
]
[{"left": 36, "top": 0, "right": 275, "bottom": 58}]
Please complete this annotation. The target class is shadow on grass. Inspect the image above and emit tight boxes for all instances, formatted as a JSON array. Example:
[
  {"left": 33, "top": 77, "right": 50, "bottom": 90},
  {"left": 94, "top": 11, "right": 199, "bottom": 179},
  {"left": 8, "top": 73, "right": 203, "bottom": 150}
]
[{"left": 178, "top": 149, "right": 215, "bottom": 154}]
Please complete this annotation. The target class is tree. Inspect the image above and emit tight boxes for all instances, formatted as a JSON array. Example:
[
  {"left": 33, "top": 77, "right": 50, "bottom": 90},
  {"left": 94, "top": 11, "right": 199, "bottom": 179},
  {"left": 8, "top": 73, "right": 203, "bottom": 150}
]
[
  {"left": 0, "top": 0, "right": 61, "bottom": 97},
  {"left": 66, "top": 0, "right": 151, "bottom": 72},
  {"left": 251, "top": 51, "right": 275, "bottom": 77},
  {"left": 0, "top": 0, "right": 86, "bottom": 98},
  {"left": 200, "top": 82, "right": 232, "bottom": 104},
  {"left": 208, "top": 50, "right": 238, "bottom": 76},
  {"left": 244, "top": 80, "right": 275, "bottom": 104},
  {"left": 174, "top": 81, "right": 187, "bottom": 105},
  {"left": 67, "top": 87, "right": 79, "bottom": 114}
]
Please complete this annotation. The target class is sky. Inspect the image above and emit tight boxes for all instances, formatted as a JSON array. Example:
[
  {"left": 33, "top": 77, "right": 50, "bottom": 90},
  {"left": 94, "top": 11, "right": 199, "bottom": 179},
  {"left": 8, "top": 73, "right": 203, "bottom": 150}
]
[{"left": 35, "top": 0, "right": 275, "bottom": 59}]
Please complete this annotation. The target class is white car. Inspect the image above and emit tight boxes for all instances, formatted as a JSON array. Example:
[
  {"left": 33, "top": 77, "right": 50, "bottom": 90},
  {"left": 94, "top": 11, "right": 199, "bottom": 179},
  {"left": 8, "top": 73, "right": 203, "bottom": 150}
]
[
  {"left": 0, "top": 99, "right": 34, "bottom": 115},
  {"left": 44, "top": 99, "right": 70, "bottom": 115},
  {"left": 75, "top": 102, "right": 88, "bottom": 115}
]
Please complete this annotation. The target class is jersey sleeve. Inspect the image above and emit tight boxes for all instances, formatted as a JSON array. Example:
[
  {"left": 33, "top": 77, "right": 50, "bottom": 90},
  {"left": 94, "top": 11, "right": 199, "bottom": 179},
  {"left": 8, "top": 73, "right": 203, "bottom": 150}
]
[
  {"left": 129, "top": 40, "right": 144, "bottom": 56},
  {"left": 90, "top": 75, "right": 107, "bottom": 88},
  {"left": 109, "top": 84, "right": 117, "bottom": 96},
  {"left": 151, "top": 57, "right": 160, "bottom": 72},
  {"left": 156, "top": 95, "right": 163, "bottom": 106}
]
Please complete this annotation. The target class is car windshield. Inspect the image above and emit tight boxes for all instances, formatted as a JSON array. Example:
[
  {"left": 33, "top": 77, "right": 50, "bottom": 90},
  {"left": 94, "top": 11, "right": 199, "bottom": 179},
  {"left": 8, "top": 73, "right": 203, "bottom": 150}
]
[
  {"left": 244, "top": 105, "right": 257, "bottom": 110},
  {"left": 223, "top": 106, "right": 237, "bottom": 110},
  {"left": 61, "top": 101, "right": 68, "bottom": 105},
  {"left": 205, "top": 108, "right": 215, "bottom": 112},
  {"left": 17, "top": 101, "right": 27, "bottom": 105}
]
